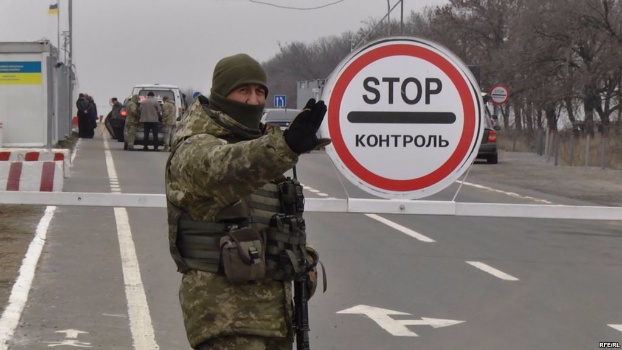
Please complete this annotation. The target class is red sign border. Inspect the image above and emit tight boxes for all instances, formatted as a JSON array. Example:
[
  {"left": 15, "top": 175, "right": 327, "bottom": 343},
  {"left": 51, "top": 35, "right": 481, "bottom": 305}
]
[
  {"left": 489, "top": 84, "right": 510, "bottom": 105},
  {"left": 328, "top": 43, "right": 477, "bottom": 192}
]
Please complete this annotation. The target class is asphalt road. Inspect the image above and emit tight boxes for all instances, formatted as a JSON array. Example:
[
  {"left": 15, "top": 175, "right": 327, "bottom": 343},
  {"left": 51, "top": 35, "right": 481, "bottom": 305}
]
[{"left": 6, "top": 134, "right": 622, "bottom": 349}]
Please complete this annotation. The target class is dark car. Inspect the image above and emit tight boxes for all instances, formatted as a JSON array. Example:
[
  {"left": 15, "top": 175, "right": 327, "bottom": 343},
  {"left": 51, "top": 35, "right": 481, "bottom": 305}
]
[
  {"left": 261, "top": 108, "right": 301, "bottom": 130},
  {"left": 477, "top": 116, "right": 499, "bottom": 164},
  {"left": 104, "top": 100, "right": 127, "bottom": 142}
]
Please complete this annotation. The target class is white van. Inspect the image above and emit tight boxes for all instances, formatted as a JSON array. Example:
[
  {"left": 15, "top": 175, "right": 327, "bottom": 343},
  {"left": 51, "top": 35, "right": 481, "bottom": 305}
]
[
  {"left": 121, "top": 84, "right": 188, "bottom": 150},
  {"left": 131, "top": 84, "right": 187, "bottom": 121}
]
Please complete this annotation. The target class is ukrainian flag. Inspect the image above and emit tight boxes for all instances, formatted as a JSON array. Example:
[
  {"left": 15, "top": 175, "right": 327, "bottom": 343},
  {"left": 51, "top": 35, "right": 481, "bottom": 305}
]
[{"left": 48, "top": 2, "right": 58, "bottom": 14}]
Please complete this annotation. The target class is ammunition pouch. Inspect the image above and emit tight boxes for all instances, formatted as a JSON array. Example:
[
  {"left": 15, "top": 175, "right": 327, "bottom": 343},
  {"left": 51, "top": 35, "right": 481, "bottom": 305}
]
[
  {"left": 264, "top": 214, "right": 309, "bottom": 281},
  {"left": 220, "top": 227, "right": 266, "bottom": 284}
]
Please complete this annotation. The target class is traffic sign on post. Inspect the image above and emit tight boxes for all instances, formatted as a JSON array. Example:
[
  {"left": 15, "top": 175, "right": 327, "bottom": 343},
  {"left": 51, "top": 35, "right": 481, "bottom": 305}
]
[
  {"left": 489, "top": 84, "right": 509, "bottom": 105},
  {"left": 320, "top": 37, "right": 484, "bottom": 199},
  {"left": 274, "top": 95, "right": 287, "bottom": 108}
]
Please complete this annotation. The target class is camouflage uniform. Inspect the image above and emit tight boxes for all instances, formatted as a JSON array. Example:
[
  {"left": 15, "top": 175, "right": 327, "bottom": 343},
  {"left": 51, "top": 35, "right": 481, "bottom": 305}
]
[
  {"left": 162, "top": 99, "right": 176, "bottom": 151},
  {"left": 166, "top": 96, "right": 299, "bottom": 349},
  {"left": 125, "top": 95, "right": 140, "bottom": 149}
]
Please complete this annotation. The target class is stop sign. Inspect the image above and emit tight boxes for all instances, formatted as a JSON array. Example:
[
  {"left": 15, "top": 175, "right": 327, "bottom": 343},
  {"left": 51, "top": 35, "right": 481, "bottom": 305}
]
[
  {"left": 320, "top": 37, "right": 484, "bottom": 199},
  {"left": 489, "top": 84, "right": 510, "bottom": 105}
]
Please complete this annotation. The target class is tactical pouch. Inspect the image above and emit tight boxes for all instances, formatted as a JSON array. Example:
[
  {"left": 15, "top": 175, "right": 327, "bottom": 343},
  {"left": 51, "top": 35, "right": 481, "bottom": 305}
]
[
  {"left": 219, "top": 228, "right": 266, "bottom": 284},
  {"left": 264, "top": 214, "right": 308, "bottom": 281}
]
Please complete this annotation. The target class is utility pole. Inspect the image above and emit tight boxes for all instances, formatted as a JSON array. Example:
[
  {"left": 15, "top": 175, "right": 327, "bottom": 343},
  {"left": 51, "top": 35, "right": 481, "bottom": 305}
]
[
  {"left": 68, "top": 0, "right": 73, "bottom": 66},
  {"left": 400, "top": 0, "right": 404, "bottom": 34},
  {"left": 387, "top": 0, "right": 391, "bottom": 36}
]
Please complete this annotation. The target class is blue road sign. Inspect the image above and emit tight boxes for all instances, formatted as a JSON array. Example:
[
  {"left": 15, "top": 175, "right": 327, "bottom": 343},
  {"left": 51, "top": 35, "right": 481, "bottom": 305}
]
[{"left": 274, "top": 95, "right": 287, "bottom": 108}]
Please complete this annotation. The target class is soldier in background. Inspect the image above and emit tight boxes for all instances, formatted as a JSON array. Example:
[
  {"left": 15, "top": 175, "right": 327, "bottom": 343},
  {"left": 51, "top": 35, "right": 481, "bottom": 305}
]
[
  {"left": 124, "top": 95, "right": 140, "bottom": 151},
  {"left": 165, "top": 53, "right": 329, "bottom": 349},
  {"left": 161, "top": 96, "right": 176, "bottom": 152}
]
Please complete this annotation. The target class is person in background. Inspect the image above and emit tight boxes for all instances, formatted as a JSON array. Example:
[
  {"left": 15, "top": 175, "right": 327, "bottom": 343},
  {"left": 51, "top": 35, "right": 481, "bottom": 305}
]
[
  {"left": 139, "top": 92, "right": 162, "bottom": 151},
  {"left": 76, "top": 93, "right": 91, "bottom": 138},
  {"left": 161, "top": 96, "right": 176, "bottom": 152},
  {"left": 124, "top": 95, "right": 140, "bottom": 151},
  {"left": 110, "top": 97, "right": 123, "bottom": 119},
  {"left": 86, "top": 94, "right": 98, "bottom": 138}
]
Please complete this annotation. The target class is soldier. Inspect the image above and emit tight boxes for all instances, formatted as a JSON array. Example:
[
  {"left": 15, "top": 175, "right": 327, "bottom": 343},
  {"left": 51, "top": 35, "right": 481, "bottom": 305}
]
[
  {"left": 161, "top": 96, "right": 176, "bottom": 152},
  {"left": 125, "top": 95, "right": 140, "bottom": 151},
  {"left": 165, "top": 53, "right": 330, "bottom": 350}
]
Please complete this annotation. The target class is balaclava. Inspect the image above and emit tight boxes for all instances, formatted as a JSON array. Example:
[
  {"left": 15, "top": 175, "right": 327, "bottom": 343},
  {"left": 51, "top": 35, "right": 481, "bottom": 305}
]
[{"left": 209, "top": 54, "right": 268, "bottom": 131}]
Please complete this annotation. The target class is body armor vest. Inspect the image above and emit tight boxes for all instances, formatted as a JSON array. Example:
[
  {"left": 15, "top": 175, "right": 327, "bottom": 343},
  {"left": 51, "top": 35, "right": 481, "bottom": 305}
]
[{"left": 166, "top": 138, "right": 308, "bottom": 281}]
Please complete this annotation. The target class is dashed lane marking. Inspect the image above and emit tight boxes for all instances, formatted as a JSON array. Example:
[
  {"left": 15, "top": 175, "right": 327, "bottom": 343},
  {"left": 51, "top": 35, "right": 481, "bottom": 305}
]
[
  {"left": 365, "top": 214, "right": 435, "bottom": 243},
  {"left": 456, "top": 181, "right": 552, "bottom": 204},
  {"left": 104, "top": 136, "right": 160, "bottom": 349},
  {"left": 466, "top": 261, "right": 519, "bottom": 281},
  {"left": 609, "top": 324, "right": 622, "bottom": 333}
]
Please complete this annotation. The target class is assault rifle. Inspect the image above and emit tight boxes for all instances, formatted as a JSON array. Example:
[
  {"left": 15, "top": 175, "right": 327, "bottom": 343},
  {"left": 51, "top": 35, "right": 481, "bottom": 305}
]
[
  {"left": 286, "top": 166, "right": 314, "bottom": 350},
  {"left": 294, "top": 259, "right": 315, "bottom": 350}
]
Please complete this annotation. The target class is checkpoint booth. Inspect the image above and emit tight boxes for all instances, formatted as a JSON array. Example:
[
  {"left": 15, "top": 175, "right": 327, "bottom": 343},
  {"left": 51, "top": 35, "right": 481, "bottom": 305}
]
[{"left": 0, "top": 41, "right": 74, "bottom": 148}]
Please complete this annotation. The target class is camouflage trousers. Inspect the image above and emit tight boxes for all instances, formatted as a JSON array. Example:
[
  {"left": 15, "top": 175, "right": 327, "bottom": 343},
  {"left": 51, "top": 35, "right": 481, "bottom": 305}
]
[
  {"left": 163, "top": 125, "right": 174, "bottom": 150},
  {"left": 196, "top": 335, "right": 292, "bottom": 350},
  {"left": 126, "top": 122, "right": 139, "bottom": 148}
]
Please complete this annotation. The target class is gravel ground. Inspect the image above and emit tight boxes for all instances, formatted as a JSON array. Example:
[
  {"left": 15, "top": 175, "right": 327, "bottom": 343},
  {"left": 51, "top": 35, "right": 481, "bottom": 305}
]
[{"left": 1, "top": 148, "right": 621, "bottom": 316}]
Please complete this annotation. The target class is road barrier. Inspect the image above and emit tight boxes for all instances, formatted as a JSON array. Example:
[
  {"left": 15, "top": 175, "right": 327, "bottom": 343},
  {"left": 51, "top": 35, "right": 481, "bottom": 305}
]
[
  {"left": 0, "top": 192, "right": 620, "bottom": 221},
  {"left": 0, "top": 162, "right": 64, "bottom": 192},
  {"left": 0, "top": 148, "right": 71, "bottom": 176}
]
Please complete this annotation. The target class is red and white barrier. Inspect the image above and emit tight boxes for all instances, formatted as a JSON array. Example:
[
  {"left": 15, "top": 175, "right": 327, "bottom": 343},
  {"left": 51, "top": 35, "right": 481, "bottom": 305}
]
[
  {"left": 0, "top": 148, "right": 70, "bottom": 176},
  {"left": 0, "top": 161, "right": 64, "bottom": 192}
]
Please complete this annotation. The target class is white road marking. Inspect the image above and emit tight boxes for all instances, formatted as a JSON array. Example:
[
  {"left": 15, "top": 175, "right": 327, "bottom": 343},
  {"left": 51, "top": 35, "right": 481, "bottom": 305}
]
[
  {"left": 55, "top": 329, "right": 88, "bottom": 339},
  {"left": 338, "top": 305, "right": 464, "bottom": 337},
  {"left": 365, "top": 214, "right": 435, "bottom": 242},
  {"left": 102, "top": 314, "right": 128, "bottom": 318},
  {"left": 317, "top": 193, "right": 329, "bottom": 197},
  {"left": 0, "top": 206, "right": 56, "bottom": 350},
  {"left": 466, "top": 261, "right": 519, "bottom": 281},
  {"left": 70, "top": 138, "right": 81, "bottom": 167},
  {"left": 456, "top": 180, "right": 553, "bottom": 204},
  {"left": 104, "top": 136, "right": 160, "bottom": 349},
  {"left": 308, "top": 189, "right": 320, "bottom": 193},
  {"left": 609, "top": 324, "right": 622, "bottom": 333}
]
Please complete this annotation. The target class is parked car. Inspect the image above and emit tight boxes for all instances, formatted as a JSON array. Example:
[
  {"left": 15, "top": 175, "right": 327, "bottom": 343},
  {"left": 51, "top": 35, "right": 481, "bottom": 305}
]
[
  {"left": 261, "top": 108, "right": 301, "bottom": 130},
  {"left": 104, "top": 101, "right": 126, "bottom": 142},
  {"left": 477, "top": 115, "right": 500, "bottom": 164}
]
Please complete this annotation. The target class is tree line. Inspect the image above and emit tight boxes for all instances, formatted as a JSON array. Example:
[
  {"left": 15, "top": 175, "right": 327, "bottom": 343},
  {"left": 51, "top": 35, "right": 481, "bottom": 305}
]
[{"left": 262, "top": 0, "right": 622, "bottom": 136}]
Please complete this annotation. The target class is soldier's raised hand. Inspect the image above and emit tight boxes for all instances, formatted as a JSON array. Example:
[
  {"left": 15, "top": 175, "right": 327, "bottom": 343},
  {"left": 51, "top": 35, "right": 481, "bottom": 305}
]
[{"left": 283, "top": 99, "right": 332, "bottom": 154}]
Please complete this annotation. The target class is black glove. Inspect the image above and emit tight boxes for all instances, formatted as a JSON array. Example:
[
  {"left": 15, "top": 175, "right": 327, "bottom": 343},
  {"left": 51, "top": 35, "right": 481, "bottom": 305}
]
[{"left": 283, "top": 99, "right": 332, "bottom": 154}]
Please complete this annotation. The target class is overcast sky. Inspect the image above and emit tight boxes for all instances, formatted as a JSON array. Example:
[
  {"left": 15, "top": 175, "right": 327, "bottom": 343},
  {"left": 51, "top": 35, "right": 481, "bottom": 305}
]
[{"left": 1, "top": 0, "right": 447, "bottom": 115}]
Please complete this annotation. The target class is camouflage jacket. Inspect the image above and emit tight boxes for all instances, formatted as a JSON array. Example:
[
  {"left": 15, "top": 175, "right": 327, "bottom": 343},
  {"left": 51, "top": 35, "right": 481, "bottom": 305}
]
[
  {"left": 162, "top": 100, "right": 176, "bottom": 126},
  {"left": 125, "top": 99, "right": 140, "bottom": 125},
  {"left": 165, "top": 96, "right": 299, "bottom": 347}
]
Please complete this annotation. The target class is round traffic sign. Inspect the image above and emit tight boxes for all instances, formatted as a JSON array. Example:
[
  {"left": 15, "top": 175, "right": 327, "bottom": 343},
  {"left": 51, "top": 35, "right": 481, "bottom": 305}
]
[
  {"left": 320, "top": 37, "right": 484, "bottom": 199},
  {"left": 489, "top": 84, "right": 509, "bottom": 105}
]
